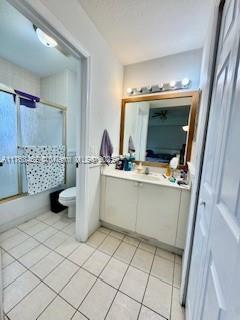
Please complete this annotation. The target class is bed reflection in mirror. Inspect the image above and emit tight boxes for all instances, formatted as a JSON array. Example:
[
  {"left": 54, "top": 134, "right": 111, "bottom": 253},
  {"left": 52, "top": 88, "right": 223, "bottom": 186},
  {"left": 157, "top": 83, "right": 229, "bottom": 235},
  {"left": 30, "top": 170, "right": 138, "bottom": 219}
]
[{"left": 122, "top": 96, "right": 195, "bottom": 166}]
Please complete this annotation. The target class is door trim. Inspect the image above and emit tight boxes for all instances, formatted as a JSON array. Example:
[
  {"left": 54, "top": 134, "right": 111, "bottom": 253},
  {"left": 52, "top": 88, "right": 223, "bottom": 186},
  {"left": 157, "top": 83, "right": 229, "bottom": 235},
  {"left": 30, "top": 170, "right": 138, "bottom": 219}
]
[
  {"left": 180, "top": 0, "right": 225, "bottom": 306},
  {"left": 6, "top": 0, "right": 91, "bottom": 244}
]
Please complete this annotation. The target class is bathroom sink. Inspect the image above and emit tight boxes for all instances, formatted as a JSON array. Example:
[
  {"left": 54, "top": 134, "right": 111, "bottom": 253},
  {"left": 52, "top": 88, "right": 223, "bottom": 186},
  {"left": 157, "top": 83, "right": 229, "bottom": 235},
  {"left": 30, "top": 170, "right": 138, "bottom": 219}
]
[{"left": 129, "top": 173, "right": 162, "bottom": 182}]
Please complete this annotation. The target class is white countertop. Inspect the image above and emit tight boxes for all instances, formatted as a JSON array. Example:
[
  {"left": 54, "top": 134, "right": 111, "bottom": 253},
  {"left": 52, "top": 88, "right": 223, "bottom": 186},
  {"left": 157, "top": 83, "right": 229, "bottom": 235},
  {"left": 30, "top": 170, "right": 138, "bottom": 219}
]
[{"left": 102, "top": 168, "right": 191, "bottom": 191}]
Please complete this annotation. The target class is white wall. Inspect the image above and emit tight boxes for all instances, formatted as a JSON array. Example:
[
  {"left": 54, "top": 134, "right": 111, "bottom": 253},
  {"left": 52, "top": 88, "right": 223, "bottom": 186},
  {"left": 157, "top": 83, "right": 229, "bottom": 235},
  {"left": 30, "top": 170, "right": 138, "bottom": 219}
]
[
  {"left": 0, "top": 56, "right": 40, "bottom": 96},
  {"left": 24, "top": 0, "right": 123, "bottom": 235},
  {"left": 123, "top": 49, "right": 203, "bottom": 97}
]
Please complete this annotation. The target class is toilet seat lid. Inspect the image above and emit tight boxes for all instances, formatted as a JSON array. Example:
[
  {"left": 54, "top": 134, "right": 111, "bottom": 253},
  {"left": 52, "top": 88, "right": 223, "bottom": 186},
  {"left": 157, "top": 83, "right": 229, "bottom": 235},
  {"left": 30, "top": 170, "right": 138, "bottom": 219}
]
[{"left": 59, "top": 187, "right": 76, "bottom": 200}]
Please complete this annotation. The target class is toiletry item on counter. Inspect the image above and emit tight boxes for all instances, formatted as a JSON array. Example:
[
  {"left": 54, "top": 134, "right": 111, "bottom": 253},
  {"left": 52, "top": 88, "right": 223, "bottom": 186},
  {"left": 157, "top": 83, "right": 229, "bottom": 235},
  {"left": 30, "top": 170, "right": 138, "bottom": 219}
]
[
  {"left": 180, "top": 164, "right": 189, "bottom": 184},
  {"left": 136, "top": 162, "right": 144, "bottom": 173},
  {"left": 123, "top": 153, "right": 135, "bottom": 171},
  {"left": 170, "top": 156, "right": 179, "bottom": 170},
  {"left": 115, "top": 156, "right": 124, "bottom": 170},
  {"left": 177, "top": 180, "right": 188, "bottom": 186},
  {"left": 165, "top": 165, "right": 171, "bottom": 177},
  {"left": 144, "top": 167, "right": 150, "bottom": 175},
  {"left": 170, "top": 155, "right": 179, "bottom": 178},
  {"left": 169, "top": 176, "right": 176, "bottom": 183}
]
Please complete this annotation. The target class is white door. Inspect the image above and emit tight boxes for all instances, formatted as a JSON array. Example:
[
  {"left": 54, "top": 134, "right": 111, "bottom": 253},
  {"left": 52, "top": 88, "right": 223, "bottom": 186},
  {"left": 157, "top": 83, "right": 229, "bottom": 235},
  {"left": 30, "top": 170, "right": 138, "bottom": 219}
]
[{"left": 187, "top": 1, "right": 240, "bottom": 319}]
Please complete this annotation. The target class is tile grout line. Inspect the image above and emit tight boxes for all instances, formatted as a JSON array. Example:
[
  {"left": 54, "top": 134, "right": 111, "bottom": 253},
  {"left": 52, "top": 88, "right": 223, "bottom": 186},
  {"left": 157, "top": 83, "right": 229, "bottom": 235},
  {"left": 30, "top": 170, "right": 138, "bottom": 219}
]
[
  {"left": 169, "top": 254, "right": 177, "bottom": 320},
  {"left": 4, "top": 231, "right": 174, "bottom": 320},
  {"left": 100, "top": 237, "right": 171, "bottom": 320},
  {"left": 103, "top": 239, "right": 140, "bottom": 320},
  {"left": 2, "top": 216, "right": 181, "bottom": 320},
  {"left": 3, "top": 224, "right": 110, "bottom": 294},
  {"left": 35, "top": 228, "right": 112, "bottom": 320},
  {"left": 136, "top": 246, "right": 157, "bottom": 320},
  {"left": 5, "top": 232, "right": 115, "bottom": 318},
  {"left": 3, "top": 212, "right": 73, "bottom": 247},
  {"left": 2, "top": 216, "right": 175, "bottom": 265},
  {"left": 72, "top": 232, "right": 126, "bottom": 318},
  {"left": 2, "top": 217, "right": 119, "bottom": 318},
  {"left": 2, "top": 221, "right": 80, "bottom": 316}
]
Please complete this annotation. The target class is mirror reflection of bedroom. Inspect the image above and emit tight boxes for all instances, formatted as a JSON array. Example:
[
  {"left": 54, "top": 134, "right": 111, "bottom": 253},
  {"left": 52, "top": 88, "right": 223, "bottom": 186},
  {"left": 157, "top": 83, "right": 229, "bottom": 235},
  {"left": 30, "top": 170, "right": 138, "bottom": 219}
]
[{"left": 123, "top": 97, "right": 193, "bottom": 165}]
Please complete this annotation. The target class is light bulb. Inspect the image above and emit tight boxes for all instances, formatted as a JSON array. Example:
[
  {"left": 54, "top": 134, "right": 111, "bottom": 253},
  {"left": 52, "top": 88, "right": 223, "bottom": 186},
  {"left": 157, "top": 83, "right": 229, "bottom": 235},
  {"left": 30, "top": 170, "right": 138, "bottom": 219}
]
[
  {"left": 36, "top": 28, "right": 57, "bottom": 48},
  {"left": 182, "top": 78, "right": 190, "bottom": 87},
  {"left": 182, "top": 125, "right": 189, "bottom": 132}
]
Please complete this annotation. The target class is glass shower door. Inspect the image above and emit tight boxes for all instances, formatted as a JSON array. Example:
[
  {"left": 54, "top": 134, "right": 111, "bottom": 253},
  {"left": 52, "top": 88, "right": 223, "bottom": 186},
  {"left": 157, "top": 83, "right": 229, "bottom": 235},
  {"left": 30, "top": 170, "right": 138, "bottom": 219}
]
[
  {"left": 19, "top": 102, "right": 65, "bottom": 193},
  {"left": 0, "top": 91, "right": 18, "bottom": 199}
]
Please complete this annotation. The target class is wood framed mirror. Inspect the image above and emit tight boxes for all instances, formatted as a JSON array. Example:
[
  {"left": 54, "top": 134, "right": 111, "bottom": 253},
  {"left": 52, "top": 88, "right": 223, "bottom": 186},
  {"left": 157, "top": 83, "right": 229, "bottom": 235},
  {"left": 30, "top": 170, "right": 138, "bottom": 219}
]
[{"left": 119, "top": 90, "right": 200, "bottom": 167}]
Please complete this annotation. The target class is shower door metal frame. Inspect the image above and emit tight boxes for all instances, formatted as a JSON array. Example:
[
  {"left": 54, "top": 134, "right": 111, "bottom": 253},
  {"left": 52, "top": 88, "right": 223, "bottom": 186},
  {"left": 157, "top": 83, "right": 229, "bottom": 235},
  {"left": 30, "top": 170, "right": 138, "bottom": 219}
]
[{"left": 0, "top": 86, "right": 67, "bottom": 203}]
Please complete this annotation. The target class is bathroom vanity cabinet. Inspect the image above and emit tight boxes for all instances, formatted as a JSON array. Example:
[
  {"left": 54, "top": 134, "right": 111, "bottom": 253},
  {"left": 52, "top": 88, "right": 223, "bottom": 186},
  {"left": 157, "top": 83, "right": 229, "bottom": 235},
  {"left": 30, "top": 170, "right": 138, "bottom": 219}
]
[{"left": 100, "top": 174, "right": 190, "bottom": 249}]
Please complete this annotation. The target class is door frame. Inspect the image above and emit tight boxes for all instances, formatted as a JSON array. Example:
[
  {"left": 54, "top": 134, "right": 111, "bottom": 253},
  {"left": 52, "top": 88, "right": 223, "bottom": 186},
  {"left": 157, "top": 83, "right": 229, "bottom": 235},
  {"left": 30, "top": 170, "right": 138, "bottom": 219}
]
[
  {"left": 7, "top": 0, "right": 91, "bottom": 242},
  {"left": 180, "top": 0, "right": 225, "bottom": 305}
]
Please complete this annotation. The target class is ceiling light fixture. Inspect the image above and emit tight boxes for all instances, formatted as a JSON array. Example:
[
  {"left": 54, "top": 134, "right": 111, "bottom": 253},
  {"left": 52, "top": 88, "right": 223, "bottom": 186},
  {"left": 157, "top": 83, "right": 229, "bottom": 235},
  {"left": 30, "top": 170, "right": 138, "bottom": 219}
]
[{"left": 34, "top": 25, "right": 57, "bottom": 48}]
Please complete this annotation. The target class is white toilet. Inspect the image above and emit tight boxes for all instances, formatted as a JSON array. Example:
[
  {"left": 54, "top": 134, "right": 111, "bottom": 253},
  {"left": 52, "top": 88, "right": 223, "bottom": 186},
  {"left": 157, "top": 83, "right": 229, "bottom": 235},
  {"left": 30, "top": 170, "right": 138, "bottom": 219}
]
[{"left": 58, "top": 187, "right": 76, "bottom": 218}]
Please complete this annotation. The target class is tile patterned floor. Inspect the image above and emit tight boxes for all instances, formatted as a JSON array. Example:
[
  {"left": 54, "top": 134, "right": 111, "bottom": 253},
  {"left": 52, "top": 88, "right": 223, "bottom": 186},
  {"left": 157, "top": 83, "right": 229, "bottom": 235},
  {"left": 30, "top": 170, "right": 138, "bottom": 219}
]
[{"left": 1, "top": 211, "right": 184, "bottom": 320}]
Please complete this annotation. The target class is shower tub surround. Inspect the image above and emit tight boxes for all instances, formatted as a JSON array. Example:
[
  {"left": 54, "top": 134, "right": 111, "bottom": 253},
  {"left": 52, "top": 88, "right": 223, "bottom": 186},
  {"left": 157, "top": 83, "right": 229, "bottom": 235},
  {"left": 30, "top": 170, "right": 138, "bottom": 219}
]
[{"left": 1, "top": 211, "right": 184, "bottom": 320}]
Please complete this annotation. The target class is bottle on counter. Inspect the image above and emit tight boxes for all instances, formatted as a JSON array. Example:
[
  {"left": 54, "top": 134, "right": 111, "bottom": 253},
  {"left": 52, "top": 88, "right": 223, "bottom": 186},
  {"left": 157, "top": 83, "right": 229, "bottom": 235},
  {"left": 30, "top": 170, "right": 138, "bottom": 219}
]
[
  {"left": 123, "top": 153, "right": 132, "bottom": 171},
  {"left": 115, "top": 155, "right": 124, "bottom": 170}
]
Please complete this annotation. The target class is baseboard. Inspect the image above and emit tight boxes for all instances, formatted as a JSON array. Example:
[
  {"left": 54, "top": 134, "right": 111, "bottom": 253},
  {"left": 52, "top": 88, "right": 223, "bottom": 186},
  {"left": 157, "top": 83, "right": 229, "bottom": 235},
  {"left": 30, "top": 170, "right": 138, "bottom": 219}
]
[
  {"left": 100, "top": 220, "right": 183, "bottom": 255},
  {"left": 0, "top": 206, "right": 49, "bottom": 233}
]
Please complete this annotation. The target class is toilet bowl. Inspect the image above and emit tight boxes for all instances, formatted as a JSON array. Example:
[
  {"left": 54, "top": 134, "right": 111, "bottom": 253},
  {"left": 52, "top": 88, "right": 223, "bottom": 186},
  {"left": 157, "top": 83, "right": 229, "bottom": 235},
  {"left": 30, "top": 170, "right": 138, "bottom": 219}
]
[{"left": 58, "top": 187, "right": 76, "bottom": 218}]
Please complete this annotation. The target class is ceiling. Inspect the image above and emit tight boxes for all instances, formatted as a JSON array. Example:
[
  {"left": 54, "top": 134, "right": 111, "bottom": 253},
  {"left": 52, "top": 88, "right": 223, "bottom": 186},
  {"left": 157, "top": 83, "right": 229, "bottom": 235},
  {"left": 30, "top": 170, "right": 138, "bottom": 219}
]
[
  {"left": 79, "top": 0, "right": 214, "bottom": 65},
  {"left": 149, "top": 97, "right": 192, "bottom": 109},
  {"left": 0, "top": 0, "right": 77, "bottom": 78}
]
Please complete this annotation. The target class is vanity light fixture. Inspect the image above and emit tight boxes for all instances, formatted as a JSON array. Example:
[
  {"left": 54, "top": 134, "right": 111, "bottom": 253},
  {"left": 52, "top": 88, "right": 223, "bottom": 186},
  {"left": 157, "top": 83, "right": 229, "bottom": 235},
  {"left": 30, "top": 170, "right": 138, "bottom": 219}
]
[
  {"left": 34, "top": 25, "right": 57, "bottom": 48},
  {"left": 182, "top": 125, "right": 189, "bottom": 132},
  {"left": 182, "top": 78, "right": 190, "bottom": 87},
  {"left": 126, "top": 78, "right": 191, "bottom": 95},
  {"left": 127, "top": 88, "right": 133, "bottom": 94}
]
